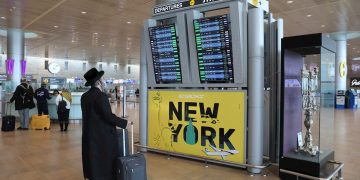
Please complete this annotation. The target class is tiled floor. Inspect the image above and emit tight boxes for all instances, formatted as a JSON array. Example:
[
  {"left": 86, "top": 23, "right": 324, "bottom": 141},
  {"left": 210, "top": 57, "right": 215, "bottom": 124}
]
[{"left": 0, "top": 102, "right": 358, "bottom": 179}]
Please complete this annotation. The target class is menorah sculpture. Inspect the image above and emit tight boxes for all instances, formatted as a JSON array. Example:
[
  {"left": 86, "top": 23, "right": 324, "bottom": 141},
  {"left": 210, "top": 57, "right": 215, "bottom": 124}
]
[{"left": 298, "top": 65, "right": 319, "bottom": 156}]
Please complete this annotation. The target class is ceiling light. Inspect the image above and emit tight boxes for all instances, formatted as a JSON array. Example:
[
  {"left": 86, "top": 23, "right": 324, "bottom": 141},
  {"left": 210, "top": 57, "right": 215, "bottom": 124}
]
[
  {"left": 93, "top": 32, "right": 98, "bottom": 35},
  {"left": 321, "top": 25, "right": 326, "bottom": 28},
  {"left": 353, "top": 47, "right": 357, "bottom": 50},
  {"left": 306, "top": 14, "right": 312, "bottom": 18},
  {"left": 1, "top": 17, "right": 6, "bottom": 20},
  {"left": 127, "top": 21, "right": 132, "bottom": 24},
  {"left": 126, "top": 47, "right": 130, "bottom": 50},
  {"left": 287, "top": 1, "right": 294, "bottom": 4},
  {"left": 348, "top": 44, "right": 351, "bottom": 46},
  {"left": 53, "top": 25, "right": 59, "bottom": 28},
  {"left": 81, "top": 11, "right": 87, "bottom": 14},
  {"left": 101, "top": 45, "right": 105, "bottom": 47}
]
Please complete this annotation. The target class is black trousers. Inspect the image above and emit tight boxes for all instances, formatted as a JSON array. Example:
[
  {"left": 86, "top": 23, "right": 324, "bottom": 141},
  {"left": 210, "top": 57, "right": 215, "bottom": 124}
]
[
  {"left": 37, "top": 103, "right": 49, "bottom": 115},
  {"left": 58, "top": 109, "right": 70, "bottom": 130}
]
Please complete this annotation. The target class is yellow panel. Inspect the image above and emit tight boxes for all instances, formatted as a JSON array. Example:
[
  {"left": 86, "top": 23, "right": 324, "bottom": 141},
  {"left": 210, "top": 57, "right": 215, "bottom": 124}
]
[{"left": 148, "top": 90, "right": 246, "bottom": 164}]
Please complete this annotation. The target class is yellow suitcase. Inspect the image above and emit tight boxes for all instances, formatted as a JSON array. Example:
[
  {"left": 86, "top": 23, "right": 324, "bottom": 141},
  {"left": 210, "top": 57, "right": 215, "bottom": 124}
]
[{"left": 30, "top": 115, "right": 50, "bottom": 130}]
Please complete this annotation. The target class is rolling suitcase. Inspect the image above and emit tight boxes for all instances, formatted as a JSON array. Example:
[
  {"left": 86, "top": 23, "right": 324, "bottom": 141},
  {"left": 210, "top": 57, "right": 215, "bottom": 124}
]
[
  {"left": 116, "top": 123, "right": 147, "bottom": 180},
  {"left": 1, "top": 103, "right": 15, "bottom": 132},
  {"left": 30, "top": 114, "right": 50, "bottom": 130}
]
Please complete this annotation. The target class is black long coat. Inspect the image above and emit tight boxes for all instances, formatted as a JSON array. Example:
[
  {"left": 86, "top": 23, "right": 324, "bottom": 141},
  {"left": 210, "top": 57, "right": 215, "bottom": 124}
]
[
  {"left": 10, "top": 83, "right": 35, "bottom": 110},
  {"left": 81, "top": 87, "right": 127, "bottom": 180}
]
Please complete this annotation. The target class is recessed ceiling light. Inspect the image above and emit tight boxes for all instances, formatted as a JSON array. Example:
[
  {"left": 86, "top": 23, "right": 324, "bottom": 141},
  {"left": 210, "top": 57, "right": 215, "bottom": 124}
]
[
  {"left": 306, "top": 14, "right": 312, "bottom": 18},
  {"left": 353, "top": 47, "right": 357, "bottom": 50},
  {"left": 93, "top": 32, "right": 98, "bottom": 35},
  {"left": 348, "top": 44, "right": 351, "bottom": 46},
  {"left": 1, "top": 17, "right": 6, "bottom": 20},
  {"left": 127, "top": 21, "right": 132, "bottom": 24},
  {"left": 54, "top": 25, "right": 59, "bottom": 28},
  {"left": 321, "top": 25, "right": 326, "bottom": 28},
  {"left": 126, "top": 47, "right": 130, "bottom": 50},
  {"left": 81, "top": 11, "right": 87, "bottom": 14},
  {"left": 101, "top": 45, "right": 105, "bottom": 47},
  {"left": 287, "top": 1, "right": 294, "bottom": 4}
]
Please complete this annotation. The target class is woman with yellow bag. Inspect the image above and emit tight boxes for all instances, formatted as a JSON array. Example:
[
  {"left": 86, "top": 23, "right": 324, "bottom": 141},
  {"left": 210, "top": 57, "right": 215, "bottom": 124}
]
[{"left": 56, "top": 89, "right": 72, "bottom": 131}]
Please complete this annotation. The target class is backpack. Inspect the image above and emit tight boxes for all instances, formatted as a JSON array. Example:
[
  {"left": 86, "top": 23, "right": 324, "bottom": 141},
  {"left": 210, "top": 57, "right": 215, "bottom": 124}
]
[
  {"left": 58, "top": 96, "right": 67, "bottom": 113},
  {"left": 20, "top": 84, "right": 32, "bottom": 99}
]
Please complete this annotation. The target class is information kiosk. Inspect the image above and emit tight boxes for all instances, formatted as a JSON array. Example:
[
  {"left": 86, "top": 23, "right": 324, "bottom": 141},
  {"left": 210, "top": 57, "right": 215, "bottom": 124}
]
[{"left": 139, "top": 0, "right": 282, "bottom": 174}]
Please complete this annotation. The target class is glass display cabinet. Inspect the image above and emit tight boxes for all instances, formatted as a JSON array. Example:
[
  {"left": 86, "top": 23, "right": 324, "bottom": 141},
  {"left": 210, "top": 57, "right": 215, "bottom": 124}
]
[{"left": 280, "top": 34, "right": 343, "bottom": 179}]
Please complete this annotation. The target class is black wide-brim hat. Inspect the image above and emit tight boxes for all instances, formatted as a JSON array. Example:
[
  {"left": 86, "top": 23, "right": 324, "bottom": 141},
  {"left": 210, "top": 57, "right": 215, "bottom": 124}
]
[{"left": 84, "top": 68, "right": 104, "bottom": 86}]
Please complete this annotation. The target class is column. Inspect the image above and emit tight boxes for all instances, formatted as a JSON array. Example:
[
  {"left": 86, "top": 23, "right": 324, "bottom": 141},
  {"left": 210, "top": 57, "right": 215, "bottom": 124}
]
[
  {"left": 335, "top": 38, "right": 347, "bottom": 91},
  {"left": 248, "top": 7, "right": 264, "bottom": 174},
  {"left": 139, "top": 30, "right": 148, "bottom": 151},
  {"left": 7, "top": 28, "right": 24, "bottom": 91}
]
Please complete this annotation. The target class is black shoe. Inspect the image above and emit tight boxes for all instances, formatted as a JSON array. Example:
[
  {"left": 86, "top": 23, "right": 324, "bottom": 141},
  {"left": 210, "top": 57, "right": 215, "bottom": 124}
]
[
  {"left": 60, "top": 129, "right": 64, "bottom": 132},
  {"left": 23, "top": 128, "right": 29, "bottom": 130},
  {"left": 17, "top": 127, "right": 23, "bottom": 130},
  {"left": 64, "top": 129, "right": 67, "bottom": 132}
]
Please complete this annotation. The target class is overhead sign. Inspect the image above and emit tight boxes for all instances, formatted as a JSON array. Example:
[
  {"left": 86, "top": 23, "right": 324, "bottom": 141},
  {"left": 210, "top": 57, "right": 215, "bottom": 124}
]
[
  {"left": 340, "top": 62, "right": 347, "bottom": 78},
  {"left": 350, "top": 78, "right": 360, "bottom": 87},
  {"left": 148, "top": 90, "right": 246, "bottom": 164},
  {"left": 247, "top": 0, "right": 269, "bottom": 12},
  {"left": 153, "top": 0, "right": 222, "bottom": 15}
]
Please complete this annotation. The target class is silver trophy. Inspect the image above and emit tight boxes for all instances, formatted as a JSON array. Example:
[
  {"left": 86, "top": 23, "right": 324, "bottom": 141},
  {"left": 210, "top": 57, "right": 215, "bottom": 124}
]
[{"left": 298, "top": 64, "right": 319, "bottom": 156}]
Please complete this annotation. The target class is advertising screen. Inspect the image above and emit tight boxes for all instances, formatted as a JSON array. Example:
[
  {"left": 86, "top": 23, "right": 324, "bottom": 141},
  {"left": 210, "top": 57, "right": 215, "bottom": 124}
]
[
  {"left": 149, "top": 24, "right": 182, "bottom": 84},
  {"left": 194, "top": 15, "right": 234, "bottom": 83}
]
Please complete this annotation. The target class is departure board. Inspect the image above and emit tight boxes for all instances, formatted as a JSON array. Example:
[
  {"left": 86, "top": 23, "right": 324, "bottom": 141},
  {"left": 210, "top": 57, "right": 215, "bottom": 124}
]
[
  {"left": 194, "top": 15, "right": 234, "bottom": 83},
  {"left": 149, "top": 24, "right": 182, "bottom": 84}
]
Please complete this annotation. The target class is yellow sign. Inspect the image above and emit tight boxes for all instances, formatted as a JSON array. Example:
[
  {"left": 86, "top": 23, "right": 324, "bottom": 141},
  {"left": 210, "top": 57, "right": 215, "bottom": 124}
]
[
  {"left": 190, "top": 0, "right": 195, "bottom": 6},
  {"left": 252, "top": 0, "right": 259, "bottom": 6},
  {"left": 340, "top": 62, "right": 347, "bottom": 78},
  {"left": 148, "top": 90, "right": 246, "bottom": 164}
]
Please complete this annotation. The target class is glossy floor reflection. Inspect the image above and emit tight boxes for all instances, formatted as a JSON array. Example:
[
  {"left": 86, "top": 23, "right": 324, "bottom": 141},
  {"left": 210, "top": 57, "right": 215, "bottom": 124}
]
[{"left": 0, "top": 101, "right": 358, "bottom": 179}]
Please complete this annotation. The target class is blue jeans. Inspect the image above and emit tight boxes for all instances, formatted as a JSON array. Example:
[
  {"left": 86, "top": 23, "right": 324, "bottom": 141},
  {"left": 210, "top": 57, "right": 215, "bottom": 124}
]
[{"left": 18, "top": 108, "right": 30, "bottom": 128}]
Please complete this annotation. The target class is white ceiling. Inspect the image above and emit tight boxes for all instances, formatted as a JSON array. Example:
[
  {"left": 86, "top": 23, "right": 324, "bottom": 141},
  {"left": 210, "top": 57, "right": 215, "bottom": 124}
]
[{"left": 0, "top": 0, "right": 359, "bottom": 64}]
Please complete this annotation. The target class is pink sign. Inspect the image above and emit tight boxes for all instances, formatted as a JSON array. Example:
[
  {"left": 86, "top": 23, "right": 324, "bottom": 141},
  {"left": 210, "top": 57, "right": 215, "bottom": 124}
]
[
  {"left": 5, "top": 58, "right": 14, "bottom": 75},
  {"left": 21, "top": 60, "right": 26, "bottom": 76}
]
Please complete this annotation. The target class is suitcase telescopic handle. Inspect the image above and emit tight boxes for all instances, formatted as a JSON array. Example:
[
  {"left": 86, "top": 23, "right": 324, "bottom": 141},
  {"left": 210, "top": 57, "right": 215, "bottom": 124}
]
[
  {"left": 6, "top": 103, "right": 12, "bottom": 116},
  {"left": 130, "top": 121, "right": 134, "bottom": 155}
]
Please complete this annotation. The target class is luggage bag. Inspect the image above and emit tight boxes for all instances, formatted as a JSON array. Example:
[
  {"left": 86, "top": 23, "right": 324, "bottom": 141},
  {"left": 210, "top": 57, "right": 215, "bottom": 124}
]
[
  {"left": 1, "top": 103, "right": 15, "bottom": 132},
  {"left": 116, "top": 123, "right": 147, "bottom": 180},
  {"left": 116, "top": 128, "right": 129, "bottom": 157},
  {"left": 30, "top": 114, "right": 50, "bottom": 130}
]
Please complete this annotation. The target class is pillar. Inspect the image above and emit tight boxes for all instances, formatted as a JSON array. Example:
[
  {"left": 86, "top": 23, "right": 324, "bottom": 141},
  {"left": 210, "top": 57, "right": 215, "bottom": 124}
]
[
  {"left": 335, "top": 38, "right": 347, "bottom": 91},
  {"left": 139, "top": 30, "right": 148, "bottom": 151},
  {"left": 248, "top": 7, "right": 264, "bottom": 174},
  {"left": 7, "top": 28, "right": 24, "bottom": 91}
]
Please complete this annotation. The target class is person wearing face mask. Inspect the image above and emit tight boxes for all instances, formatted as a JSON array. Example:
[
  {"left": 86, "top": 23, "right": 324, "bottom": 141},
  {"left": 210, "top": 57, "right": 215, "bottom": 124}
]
[{"left": 81, "top": 68, "right": 131, "bottom": 180}]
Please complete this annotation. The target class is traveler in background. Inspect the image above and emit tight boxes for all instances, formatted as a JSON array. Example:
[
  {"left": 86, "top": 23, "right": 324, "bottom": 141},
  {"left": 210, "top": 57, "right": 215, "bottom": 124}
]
[
  {"left": 53, "top": 89, "right": 59, "bottom": 96},
  {"left": 115, "top": 86, "right": 119, "bottom": 100},
  {"left": 34, "top": 83, "right": 51, "bottom": 115},
  {"left": 9, "top": 77, "right": 35, "bottom": 130},
  {"left": 135, "top": 88, "right": 140, "bottom": 97},
  {"left": 56, "top": 89, "right": 72, "bottom": 131},
  {"left": 81, "top": 68, "right": 131, "bottom": 180}
]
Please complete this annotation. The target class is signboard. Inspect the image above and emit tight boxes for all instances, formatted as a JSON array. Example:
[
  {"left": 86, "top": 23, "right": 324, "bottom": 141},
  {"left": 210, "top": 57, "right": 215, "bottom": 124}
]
[
  {"left": 153, "top": 0, "right": 222, "bottom": 15},
  {"left": 247, "top": 0, "right": 269, "bottom": 12},
  {"left": 350, "top": 78, "right": 360, "bottom": 87},
  {"left": 148, "top": 90, "right": 246, "bottom": 164}
]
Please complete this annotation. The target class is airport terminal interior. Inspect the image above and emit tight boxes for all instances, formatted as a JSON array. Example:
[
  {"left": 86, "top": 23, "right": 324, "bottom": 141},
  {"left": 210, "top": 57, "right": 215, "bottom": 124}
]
[{"left": 1, "top": 0, "right": 360, "bottom": 179}]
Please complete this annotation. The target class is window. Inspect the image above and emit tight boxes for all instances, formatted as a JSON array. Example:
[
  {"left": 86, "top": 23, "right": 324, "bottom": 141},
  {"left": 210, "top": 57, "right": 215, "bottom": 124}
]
[
  {"left": 65, "top": 61, "right": 69, "bottom": 71},
  {"left": 83, "top": 63, "right": 86, "bottom": 71}
]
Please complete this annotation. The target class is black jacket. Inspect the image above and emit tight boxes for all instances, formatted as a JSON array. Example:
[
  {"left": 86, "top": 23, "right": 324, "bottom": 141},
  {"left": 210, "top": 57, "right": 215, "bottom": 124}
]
[
  {"left": 34, "top": 87, "right": 51, "bottom": 105},
  {"left": 81, "top": 87, "right": 127, "bottom": 180},
  {"left": 10, "top": 83, "right": 35, "bottom": 110}
]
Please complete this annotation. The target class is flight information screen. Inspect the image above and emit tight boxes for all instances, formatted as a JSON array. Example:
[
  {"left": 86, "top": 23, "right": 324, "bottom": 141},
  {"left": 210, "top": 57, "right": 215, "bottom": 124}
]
[
  {"left": 149, "top": 24, "right": 182, "bottom": 84},
  {"left": 194, "top": 15, "right": 234, "bottom": 83}
]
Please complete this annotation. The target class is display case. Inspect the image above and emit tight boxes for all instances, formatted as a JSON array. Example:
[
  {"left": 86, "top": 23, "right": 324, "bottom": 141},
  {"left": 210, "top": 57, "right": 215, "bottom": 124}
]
[{"left": 280, "top": 34, "right": 341, "bottom": 179}]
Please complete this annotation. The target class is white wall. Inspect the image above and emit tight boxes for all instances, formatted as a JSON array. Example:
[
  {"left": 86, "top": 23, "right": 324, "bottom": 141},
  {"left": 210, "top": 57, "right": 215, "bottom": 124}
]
[{"left": 0, "top": 55, "right": 140, "bottom": 83}]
